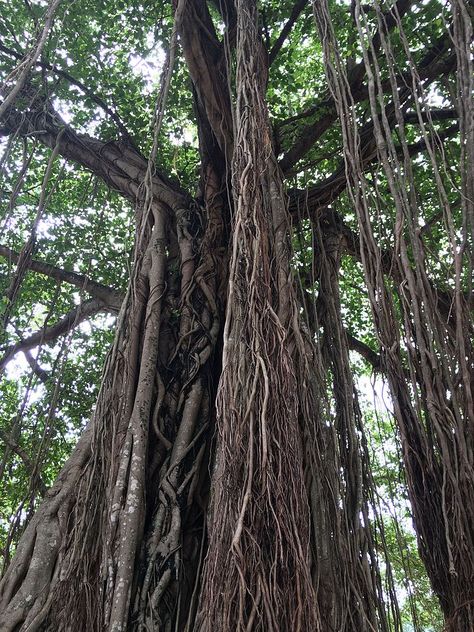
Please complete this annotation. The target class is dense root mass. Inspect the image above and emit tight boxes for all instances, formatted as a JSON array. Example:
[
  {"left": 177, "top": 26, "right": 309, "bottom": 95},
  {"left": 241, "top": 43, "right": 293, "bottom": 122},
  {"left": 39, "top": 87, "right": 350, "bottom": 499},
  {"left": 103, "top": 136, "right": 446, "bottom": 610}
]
[
  {"left": 0, "top": 0, "right": 472, "bottom": 630},
  {"left": 196, "top": 2, "right": 392, "bottom": 630},
  {"left": 195, "top": 1, "right": 317, "bottom": 629},
  {"left": 313, "top": 0, "right": 474, "bottom": 627},
  {"left": 0, "top": 182, "right": 226, "bottom": 631}
]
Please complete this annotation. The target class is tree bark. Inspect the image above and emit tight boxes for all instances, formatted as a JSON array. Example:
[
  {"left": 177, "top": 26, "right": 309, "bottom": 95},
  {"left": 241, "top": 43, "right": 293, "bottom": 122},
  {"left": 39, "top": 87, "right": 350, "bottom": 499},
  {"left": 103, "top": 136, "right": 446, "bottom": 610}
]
[{"left": 1, "top": 0, "right": 471, "bottom": 630}]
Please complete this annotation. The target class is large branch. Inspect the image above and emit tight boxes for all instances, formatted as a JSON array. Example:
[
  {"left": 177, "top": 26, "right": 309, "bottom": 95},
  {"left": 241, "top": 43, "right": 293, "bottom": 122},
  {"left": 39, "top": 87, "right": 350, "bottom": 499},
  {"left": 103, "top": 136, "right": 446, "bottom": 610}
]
[
  {"left": 279, "top": 22, "right": 453, "bottom": 173},
  {"left": 347, "top": 332, "right": 413, "bottom": 381},
  {"left": 289, "top": 117, "right": 459, "bottom": 216},
  {"left": 0, "top": 90, "right": 193, "bottom": 214},
  {"left": 0, "top": 298, "right": 111, "bottom": 372},
  {"left": 404, "top": 108, "right": 458, "bottom": 124},
  {"left": 347, "top": 333, "right": 382, "bottom": 371},
  {"left": 178, "top": 0, "right": 233, "bottom": 158},
  {"left": 0, "top": 245, "right": 124, "bottom": 311},
  {"left": 0, "top": 43, "right": 136, "bottom": 148}
]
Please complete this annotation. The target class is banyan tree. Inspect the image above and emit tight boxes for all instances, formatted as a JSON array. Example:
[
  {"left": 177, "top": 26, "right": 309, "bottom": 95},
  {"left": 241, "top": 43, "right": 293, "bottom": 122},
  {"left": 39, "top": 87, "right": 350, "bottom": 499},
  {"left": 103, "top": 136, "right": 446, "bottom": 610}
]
[{"left": 0, "top": 0, "right": 472, "bottom": 630}]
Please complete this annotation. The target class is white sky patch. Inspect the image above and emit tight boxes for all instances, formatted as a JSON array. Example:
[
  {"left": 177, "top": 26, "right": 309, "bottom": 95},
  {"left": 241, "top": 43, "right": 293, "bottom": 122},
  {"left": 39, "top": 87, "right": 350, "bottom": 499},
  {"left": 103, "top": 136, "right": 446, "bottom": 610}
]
[
  {"left": 4, "top": 351, "right": 46, "bottom": 406},
  {"left": 357, "top": 372, "right": 393, "bottom": 414},
  {"left": 169, "top": 127, "right": 195, "bottom": 146},
  {"left": 129, "top": 31, "right": 165, "bottom": 90},
  {"left": 0, "top": 136, "right": 9, "bottom": 160},
  {"left": 5, "top": 352, "right": 30, "bottom": 379},
  {"left": 52, "top": 98, "right": 75, "bottom": 125},
  {"left": 129, "top": 50, "right": 165, "bottom": 89}
]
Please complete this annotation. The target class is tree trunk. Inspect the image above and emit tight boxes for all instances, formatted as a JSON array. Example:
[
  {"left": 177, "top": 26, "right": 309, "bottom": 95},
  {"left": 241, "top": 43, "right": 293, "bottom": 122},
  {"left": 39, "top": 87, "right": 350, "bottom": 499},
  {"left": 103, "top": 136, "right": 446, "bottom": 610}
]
[
  {"left": 0, "top": 1, "right": 394, "bottom": 630},
  {"left": 1, "top": 0, "right": 471, "bottom": 630},
  {"left": 0, "top": 145, "right": 228, "bottom": 630}
]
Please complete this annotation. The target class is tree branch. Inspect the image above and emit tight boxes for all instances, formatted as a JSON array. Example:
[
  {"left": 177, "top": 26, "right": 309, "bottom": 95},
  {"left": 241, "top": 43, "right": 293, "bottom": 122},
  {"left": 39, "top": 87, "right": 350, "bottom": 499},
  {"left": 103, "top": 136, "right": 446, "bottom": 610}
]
[
  {"left": 0, "top": 42, "right": 136, "bottom": 149},
  {"left": 404, "top": 108, "right": 458, "bottom": 124},
  {"left": 0, "top": 298, "right": 111, "bottom": 372},
  {"left": 269, "top": 0, "right": 308, "bottom": 65},
  {"left": 279, "top": 24, "right": 454, "bottom": 173},
  {"left": 347, "top": 331, "right": 413, "bottom": 381},
  {"left": 289, "top": 117, "right": 459, "bottom": 215},
  {"left": 0, "top": 429, "right": 47, "bottom": 496},
  {"left": 0, "top": 245, "right": 124, "bottom": 311},
  {"left": 0, "top": 89, "right": 193, "bottom": 214},
  {"left": 279, "top": 0, "right": 412, "bottom": 170},
  {"left": 23, "top": 349, "right": 49, "bottom": 384},
  {"left": 178, "top": 0, "right": 233, "bottom": 158},
  {"left": 347, "top": 333, "right": 382, "bottom": 371}
]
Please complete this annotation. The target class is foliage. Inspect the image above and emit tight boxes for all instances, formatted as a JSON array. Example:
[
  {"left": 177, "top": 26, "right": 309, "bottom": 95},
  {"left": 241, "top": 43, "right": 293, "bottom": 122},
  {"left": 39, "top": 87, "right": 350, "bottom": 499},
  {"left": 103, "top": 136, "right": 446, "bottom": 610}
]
[{"left": 0, "top": 0, "right": 471, "bottom": 629}]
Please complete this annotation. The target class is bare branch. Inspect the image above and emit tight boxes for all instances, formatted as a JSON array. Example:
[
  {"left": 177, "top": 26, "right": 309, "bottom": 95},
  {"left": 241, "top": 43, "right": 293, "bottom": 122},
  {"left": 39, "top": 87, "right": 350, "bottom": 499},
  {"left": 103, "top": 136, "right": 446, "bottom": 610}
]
[
  {"left": 404, "top": 108, "right": 458, "bottom": 124},
  {"left": 178, "top": 0, "right": 233, "bottom": 157},
  {"left": 269, "top": 0, "right": 307, "bottom": 65},
  {"left": 346, "top": 331, "right": 414, "bottom": 382},
  {"left": 347, "top": 333, "right": 382, "bottom": 371},
  {"left": 0, "top": 245, "right": 124, "bottom": 311},
  {"left": 0, "top": 298, "right": 111, "bottom": 372}
]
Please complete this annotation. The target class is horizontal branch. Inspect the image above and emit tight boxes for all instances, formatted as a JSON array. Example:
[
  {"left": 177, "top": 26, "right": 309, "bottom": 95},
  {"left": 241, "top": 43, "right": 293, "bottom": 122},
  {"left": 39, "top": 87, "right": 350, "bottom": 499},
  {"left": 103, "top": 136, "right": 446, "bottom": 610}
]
[
  {"left": 0, "top": 88, "right": 193, "bottom": 214},
  {"left": 289, "top": 116, "right": 459, "bottom": 215},
  {"left": 0, "top": 298, "right": 111, "bottom": 372},
  {"left": 279, "top": 26, "right": 455, "bottom": 173},
  {"left": 0, "top": 245, "right": 124, "bottom": 311},
  {"left": 347, "top": 332, "right": 412, "bottom": 381},
  {"left": 404, "top": 108, "right": 458, "bottom": 124},
  {"left": 347, "top": 333, "right": 382, "bottom": 371}
]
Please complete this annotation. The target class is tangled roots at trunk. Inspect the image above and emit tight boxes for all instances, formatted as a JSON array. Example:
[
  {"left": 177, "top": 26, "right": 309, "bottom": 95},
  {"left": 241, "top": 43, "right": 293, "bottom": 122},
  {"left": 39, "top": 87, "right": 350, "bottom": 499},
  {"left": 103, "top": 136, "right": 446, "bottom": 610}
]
[{"left": 196, "top": 2, "right": 318, "bottom": 630}]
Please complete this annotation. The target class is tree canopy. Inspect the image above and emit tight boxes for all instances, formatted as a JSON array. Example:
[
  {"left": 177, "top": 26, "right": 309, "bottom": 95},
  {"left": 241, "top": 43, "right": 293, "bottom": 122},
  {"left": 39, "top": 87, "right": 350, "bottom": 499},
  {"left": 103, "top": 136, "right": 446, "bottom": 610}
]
[{"left": 0, "top": 0, "right": 472, "bottom": 630}]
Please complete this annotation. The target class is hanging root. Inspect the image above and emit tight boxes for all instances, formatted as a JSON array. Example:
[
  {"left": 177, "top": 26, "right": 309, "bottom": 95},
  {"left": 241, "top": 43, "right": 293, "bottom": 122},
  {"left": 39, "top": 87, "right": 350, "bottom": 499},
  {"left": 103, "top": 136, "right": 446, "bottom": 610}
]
[
  {"left": 313, "top": 0, "right": 474, "bottom": 627},
  {"left": 195, "top": 2, "right": 318, "bottom": 630}
]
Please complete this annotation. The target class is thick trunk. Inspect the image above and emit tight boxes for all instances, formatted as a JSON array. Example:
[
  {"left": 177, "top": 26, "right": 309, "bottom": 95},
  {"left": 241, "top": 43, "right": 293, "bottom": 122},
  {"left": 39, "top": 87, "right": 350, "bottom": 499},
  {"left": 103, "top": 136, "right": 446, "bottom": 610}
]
[
  {"left": 2, "top": 0, "right": 471, "bottom": 630},
  {"left": 0, "top": 3, "right": 391, "bottom": 629},
  {"left": 0, "top": 157, "right": 227, "bottom": 630},
  {"left": 190, "top": 4, "right": 392, "bottom": 629},
  {"left": 195, "top": 2, "right": 318, "bottom": 628}
]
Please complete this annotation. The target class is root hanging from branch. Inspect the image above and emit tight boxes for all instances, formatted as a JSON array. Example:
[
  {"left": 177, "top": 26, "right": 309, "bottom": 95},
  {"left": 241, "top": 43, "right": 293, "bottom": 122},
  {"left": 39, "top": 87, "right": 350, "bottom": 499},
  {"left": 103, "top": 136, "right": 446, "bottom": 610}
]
[
  {"left": 197, "top": 1, "right": 317, "bottom": 629},
  {"left": 0, "top": 0, "right": 63, "bottom": 120},
  {"left": 0, "top": 186, "right": 226, "bottom": 632},
  {"left": 0, "top": 6, "right": 227, "bottom": 627},
  {"left": 311, "top": 210, "right": 399, "bottom": 632},
  {"left": 0, "top": 298, "right": 110, "bottom": 373},
  {"left": 313, "top": 0, "right": 474, "bottom": 628}
]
